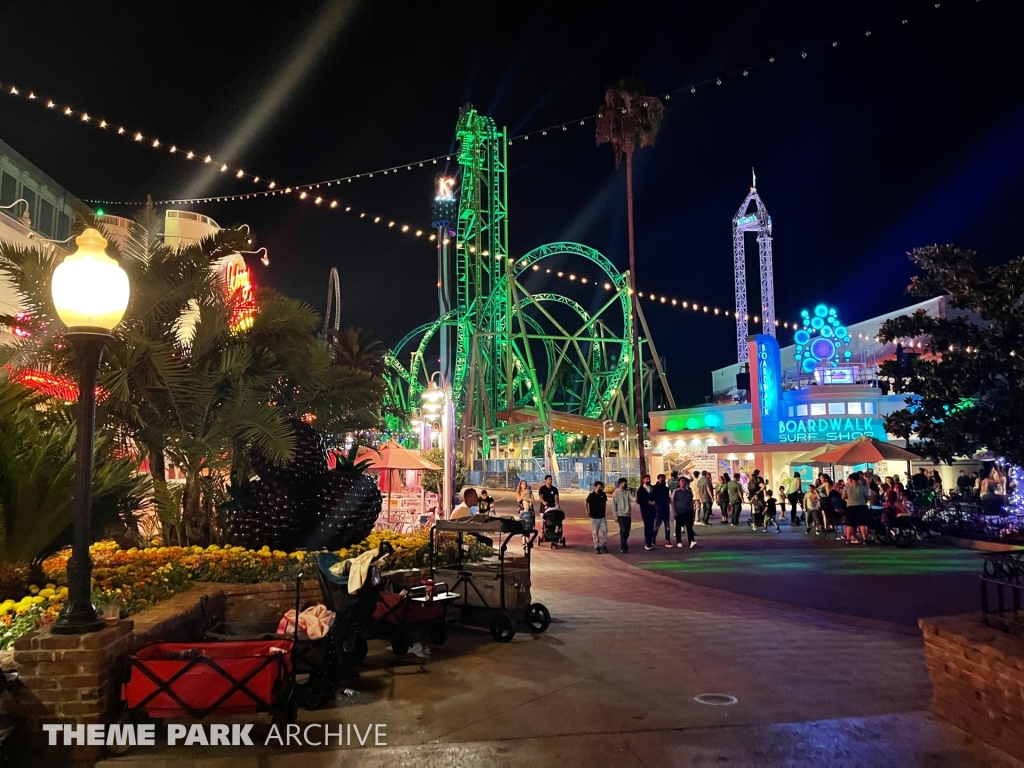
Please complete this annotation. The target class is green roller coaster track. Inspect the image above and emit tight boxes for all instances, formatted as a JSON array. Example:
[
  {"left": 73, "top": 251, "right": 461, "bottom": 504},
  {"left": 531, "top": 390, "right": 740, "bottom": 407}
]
[{"left": 384, "top": 104, "right": 647, "bottom": 461}]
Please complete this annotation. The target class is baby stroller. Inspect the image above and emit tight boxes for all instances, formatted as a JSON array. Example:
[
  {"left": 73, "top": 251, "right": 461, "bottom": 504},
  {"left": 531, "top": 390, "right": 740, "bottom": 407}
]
[{"left": 542, "top": 507, "right": 566, "bottom": 549}]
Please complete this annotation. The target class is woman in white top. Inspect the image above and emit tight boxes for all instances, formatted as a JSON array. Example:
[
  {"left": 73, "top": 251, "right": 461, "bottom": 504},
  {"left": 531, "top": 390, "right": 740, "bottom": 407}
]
[{"left": 515, "top": 480, "right": 535, "bottom": 513}]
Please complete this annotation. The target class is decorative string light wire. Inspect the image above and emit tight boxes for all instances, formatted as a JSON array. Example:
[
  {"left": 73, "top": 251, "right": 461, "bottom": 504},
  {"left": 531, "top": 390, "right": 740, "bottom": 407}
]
[{"left": 0, "top": 0, "right": 981, "bottom": 209}]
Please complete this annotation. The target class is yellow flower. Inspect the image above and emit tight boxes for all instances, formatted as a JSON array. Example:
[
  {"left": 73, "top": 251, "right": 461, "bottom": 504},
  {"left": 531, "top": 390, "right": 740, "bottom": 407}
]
[
  {"left": 193, "top": 546, "right": 204, "bottom": 554},
  {"left": 31, "top": 595, "right": 45, "bottom": 605},
  {"left": 38, "top": 589, "right": 55, "bottom": 598},
  {"left": 28, "top": 585, "right": 39, "bottom": 595}
]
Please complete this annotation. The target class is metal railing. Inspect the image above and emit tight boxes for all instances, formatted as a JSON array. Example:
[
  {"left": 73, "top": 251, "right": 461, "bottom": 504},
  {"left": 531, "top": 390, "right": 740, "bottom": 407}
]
[
  {"left": 466, "top": 457, "right": 641, "bottom": 491},
  {"left": 981, "top": 552, "right": 1024, "bottom": 635}
]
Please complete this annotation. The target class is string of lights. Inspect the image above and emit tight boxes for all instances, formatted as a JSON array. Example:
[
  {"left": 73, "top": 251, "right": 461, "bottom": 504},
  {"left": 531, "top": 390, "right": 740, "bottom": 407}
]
[
  {"left": 1, "top": 0, "right": 980, "bottom": 212},
  {"left": 83, "top": 188, "right": 434, "bottom": 242},
  {"left": 517, "top": 259, "right": 799, "bottom": 330}
]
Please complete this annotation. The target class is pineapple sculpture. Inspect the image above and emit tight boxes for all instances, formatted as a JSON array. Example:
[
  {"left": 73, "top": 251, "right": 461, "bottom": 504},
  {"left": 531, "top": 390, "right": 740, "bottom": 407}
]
[
  {"left": 307, "top": 445, "right": 382, "bottom": 550},
  {"left": 229, "top": 423, "right": 382, "bottom": 551}
]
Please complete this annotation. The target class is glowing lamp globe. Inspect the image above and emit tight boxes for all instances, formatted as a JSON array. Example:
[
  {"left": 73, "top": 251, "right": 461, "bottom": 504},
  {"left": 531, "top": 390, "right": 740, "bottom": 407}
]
[{"left": 51, "top": 229, "right": 130, "bottom": 332}]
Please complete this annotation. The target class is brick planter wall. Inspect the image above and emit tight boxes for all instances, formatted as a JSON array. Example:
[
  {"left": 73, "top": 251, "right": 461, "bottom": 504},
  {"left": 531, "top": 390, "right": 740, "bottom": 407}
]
[
  {"left": 218, "top": 579, "right": 320, "bottom": 624},
  {"left": 920, "top": 613, "right": 1024, "bottom": 761},
  {"left": 2, "top": 579, "right": 313, "bottom": 764}
]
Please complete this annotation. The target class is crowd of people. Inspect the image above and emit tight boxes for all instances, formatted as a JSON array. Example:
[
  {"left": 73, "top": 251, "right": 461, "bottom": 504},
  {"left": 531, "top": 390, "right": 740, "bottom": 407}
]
[{"left": 454, "top": 462, "right": 1012, "bottom": 555}]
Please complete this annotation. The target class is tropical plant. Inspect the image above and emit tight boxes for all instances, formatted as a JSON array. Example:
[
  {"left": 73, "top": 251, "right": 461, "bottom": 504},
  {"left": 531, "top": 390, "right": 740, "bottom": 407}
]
[
  {"left": 878, "top": 245, "right": 1024, "bottom": 466},
  {"left": 420, "top": 447, "right": 466, "bottom": 495},
  {"left": 0, "top": 204, "right": 386, "bottom": 545},
  {"left": 327, "top": 327, "right": 386, "bottom": 375},
  {"left": 0, "top": 379, "right": 148, "bottom": 564},
  {"left": 596, "top": 78, "right": 664, "bottom": 476}
]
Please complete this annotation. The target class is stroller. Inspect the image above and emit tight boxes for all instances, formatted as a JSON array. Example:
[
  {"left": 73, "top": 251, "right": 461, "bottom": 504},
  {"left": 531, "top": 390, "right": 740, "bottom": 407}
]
[{"left": 542, "top": 507, "right": 566, "bottom": 549}]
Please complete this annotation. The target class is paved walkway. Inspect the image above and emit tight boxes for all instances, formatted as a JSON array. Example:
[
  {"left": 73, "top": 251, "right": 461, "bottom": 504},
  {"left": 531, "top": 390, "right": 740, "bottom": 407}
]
[{"left": 100, "top": 495, "right": 1018, "bottom": 768}]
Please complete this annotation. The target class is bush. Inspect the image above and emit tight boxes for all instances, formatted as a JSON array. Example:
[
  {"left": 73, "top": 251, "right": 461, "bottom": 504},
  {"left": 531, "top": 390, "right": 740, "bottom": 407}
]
[{"left": 0, "top": 529, "right": 491, "bottom": 650}]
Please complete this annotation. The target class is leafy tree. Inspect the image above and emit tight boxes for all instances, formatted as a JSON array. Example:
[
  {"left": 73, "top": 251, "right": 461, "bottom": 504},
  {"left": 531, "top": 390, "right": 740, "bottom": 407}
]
[
  {"left": 596, "top": 78, "right": 664, "bottom": 475},
  {"left": 878, "top": 245, "right": 1024, "bottom": 465},
  {"left": 420, "top": 447, "right": 466, "bottom": 495}
]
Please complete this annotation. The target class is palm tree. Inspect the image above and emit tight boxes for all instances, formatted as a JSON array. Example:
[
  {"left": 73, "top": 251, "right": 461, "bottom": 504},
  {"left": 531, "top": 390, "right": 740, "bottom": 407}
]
[
  {"left": 0, "top": 204, "right": 385, "bottom": 544},
  {"left": 596, "top": 79, "right": 664, "bottom": 476},
  {"left": 327, "top": 327, "right": 386, "bottom": 376},
  {"left": 0, "top": 201, "right": 252, "bottom": 482}
]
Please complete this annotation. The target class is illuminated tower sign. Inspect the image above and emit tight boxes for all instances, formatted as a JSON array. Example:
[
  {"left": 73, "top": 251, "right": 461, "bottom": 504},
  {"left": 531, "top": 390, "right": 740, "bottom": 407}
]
[
  {"left": 794, "top": 304, "right": 852, "bottom": 378},
  {"left": 732, "top": 173, "right": 775, "bottom": 363}
]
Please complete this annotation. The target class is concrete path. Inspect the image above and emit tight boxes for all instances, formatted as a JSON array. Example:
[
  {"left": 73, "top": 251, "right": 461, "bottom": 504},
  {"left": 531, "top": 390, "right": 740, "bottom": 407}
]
[{"left": 99, "top": 493, "right": 1018, "bottom": 768}]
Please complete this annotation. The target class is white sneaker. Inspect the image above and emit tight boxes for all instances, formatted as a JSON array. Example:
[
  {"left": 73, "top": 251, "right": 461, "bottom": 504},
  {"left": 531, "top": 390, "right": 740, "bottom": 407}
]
[
  {"left": 676, "top": 542, "right": 683, "bottom": 548},
  {"left": 689, "top": 541, "right": 697, "bottom": 549}
]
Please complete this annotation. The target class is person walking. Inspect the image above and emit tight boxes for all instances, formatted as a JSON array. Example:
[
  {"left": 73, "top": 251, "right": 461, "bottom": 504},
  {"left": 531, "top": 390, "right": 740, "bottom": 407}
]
[
  {"left": 539, "top": 475, "right": 560, "bottom": 510},
  {"left": 651, "top": 474, "right": 673, "bottom": 547},
  {"left": 805, "top": 481, "right": 823, "bottom": 534},
  {"left": 842, "top": 471, "right": 869, "bottom": 544},
  {"left": 748, "top": 471, "right": 765, "bottom": 529},
  {"left": 586, "top": 481, "right": 609, "bottom": 554},
  {"left": 672, "top": 478, "right": 697, "bottom": 548},
  {"left": 763, "top": 489, "right": 781, "bottom": 532},
  {"left": 695, "top": 471, "right": 714, "bottom": 525},
  {"left": 611, "top": 477, "right": 633, "bottom": 553},
  {"left": 716, "top": 473, "right": 730, "bottom": 523},
  {"left": 727, "top": 473, "right": 744, "bottom": 526},
  {"left": 515, "top": 480, "right": 534, "bottom": 514},
  {"left": 784, "top": 472, "right": 803, "bottom": 525},
  {"left": 636, "top": 475, "right": 657, "bottom": 550}
]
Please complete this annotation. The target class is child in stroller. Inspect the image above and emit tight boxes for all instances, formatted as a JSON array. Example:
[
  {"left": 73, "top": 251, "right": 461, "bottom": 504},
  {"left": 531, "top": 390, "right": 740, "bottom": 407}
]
[{"left": 542, "top": 507, "right": 566, "bottom": 549}]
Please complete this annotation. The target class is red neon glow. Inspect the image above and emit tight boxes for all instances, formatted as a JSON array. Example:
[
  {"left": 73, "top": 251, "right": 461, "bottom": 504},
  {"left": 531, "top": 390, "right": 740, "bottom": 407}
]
[{"left": 225, "top": 260, "right": 257, "bottom": 332}]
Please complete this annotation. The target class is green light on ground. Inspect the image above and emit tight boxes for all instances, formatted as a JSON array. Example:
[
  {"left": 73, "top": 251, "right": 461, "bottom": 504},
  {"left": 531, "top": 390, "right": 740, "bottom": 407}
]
[{"left": 636, "top": 550, "right": 979, "bottom": 576}]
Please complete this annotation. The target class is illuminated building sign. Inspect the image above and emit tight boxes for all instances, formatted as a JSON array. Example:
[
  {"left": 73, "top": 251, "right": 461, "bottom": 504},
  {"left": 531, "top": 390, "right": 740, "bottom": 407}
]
[
  {"left": 778, "top": 416, "right": 884, "bottom": 443},
  {"left": 735, "top": 214, "right": 757, "bottom": 228},
  {"left": 224, "top": 256, "right": 257, "bottom": 333},
  {"left": 749, "top": 334, "right": 781, "bottom": 443},
  {"left": 435, "top": 176, "right": 455, "bottom": 201},
  {"left": 794, "top": 304, "right": 852, "bottom": 372}
]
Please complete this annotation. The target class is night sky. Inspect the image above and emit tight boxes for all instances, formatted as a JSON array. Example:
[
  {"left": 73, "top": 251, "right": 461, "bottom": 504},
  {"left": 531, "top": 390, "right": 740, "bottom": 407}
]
[{"left": 1, "top": 0, "right": 1020, "bottom": 405}]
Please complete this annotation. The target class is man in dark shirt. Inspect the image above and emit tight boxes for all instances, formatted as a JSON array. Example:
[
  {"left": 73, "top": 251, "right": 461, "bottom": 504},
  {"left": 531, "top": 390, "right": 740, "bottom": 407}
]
[
  {"left": 650, "top": 474, "right": 672, "bottom": 548},
  {"left": 586, "top": 481, "right": 608, "bottom": 553},
  {"left": 539, "top": 475, "right": 559, "bottom": 509},
  {"left": 956, "top": 470, "right": 974, "bottom": 497},
  {"left": 911, "top": 468, "right": 930, "bottom": 491},
  {"left": 636, "top": 475, "right": 656, "bottom": 550}
]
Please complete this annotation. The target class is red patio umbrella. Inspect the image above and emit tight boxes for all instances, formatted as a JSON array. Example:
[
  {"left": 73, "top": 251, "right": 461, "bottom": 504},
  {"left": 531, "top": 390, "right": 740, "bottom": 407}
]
[
  {"left": 812, "top": 436, "right": 920, "bottom": 467},
  {"left": 355, "top": 442, "right": 441, "bottom": 521}
]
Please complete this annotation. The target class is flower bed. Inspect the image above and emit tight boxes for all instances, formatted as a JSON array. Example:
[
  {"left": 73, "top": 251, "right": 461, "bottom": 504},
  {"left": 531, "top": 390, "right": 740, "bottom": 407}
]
[{"left": 0, "top": 529, "right": 490, "bottom": 650}]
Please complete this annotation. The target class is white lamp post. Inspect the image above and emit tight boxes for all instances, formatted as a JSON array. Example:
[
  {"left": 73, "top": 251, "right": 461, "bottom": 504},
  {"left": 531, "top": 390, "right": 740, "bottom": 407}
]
[
  {"left": 421, "top": 373, "right": 453, "bottom": 518},
  {"left": 50, "top": 229, "right": 130, "bottom": 634}
]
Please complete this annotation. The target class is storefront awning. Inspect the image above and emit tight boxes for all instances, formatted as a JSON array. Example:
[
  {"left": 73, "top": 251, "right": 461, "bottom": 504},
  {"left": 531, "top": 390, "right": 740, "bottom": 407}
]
[{"left": 706, "top": 443, "right": 831, "bottom": 456}]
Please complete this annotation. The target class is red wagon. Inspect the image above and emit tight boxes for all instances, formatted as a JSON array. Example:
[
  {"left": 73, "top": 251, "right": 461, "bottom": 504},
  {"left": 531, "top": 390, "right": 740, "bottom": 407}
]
[{"left": 122, "top": 640, "right": 296, "bottom": 723}]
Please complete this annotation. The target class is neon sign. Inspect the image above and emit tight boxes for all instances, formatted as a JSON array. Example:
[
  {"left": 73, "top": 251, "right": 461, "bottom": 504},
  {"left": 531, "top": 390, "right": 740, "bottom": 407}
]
[
  {"left": 435, "top": 176, "right": 455, "bottom": 201},
  {"left": 778, "top": 416, "right": 884, "bottom": 444},
  {"left": 794, "top": 304, "right": 852, "bottom": 373},
  {"left": 225, "top": 258, "right": 257, "bottom": 333}
]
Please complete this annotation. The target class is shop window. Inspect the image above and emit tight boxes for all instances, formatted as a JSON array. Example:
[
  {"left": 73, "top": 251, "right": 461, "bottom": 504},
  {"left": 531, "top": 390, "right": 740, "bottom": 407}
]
[
  {"left": 796, "top": 404, "right": 808, "bottom": 416},
  {"left": 827, "top": 402, "right": 845, "bottom": 414},
  {"left": 809, "top": 403, "right": 826, "bottom": 416},
  {"left": 864, "top": 402, "right": 875, "bottom": 414},
  {"left": 38, "top": 199, "right": 54, "bottom": 237},
  {"left": 787, "top": 406, "right": 794, "bottom": 417},
  {"left": 0, "top": 172, "right": 16, "bottom": 210},
  {"left": 848, "top": 402, "right": 863, "bottom": 414}
]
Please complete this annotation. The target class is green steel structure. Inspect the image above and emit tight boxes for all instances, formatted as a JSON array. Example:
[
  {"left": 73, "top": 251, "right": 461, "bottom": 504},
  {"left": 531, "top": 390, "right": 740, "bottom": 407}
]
[{"left": 385, "top": 105, "right": 648, "bottom": 462}]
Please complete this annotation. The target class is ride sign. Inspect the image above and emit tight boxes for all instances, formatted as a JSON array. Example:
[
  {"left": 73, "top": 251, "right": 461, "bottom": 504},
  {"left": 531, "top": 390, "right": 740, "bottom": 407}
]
[{"left": 777, "top": 416, "right": 884, "bottom": 444}]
